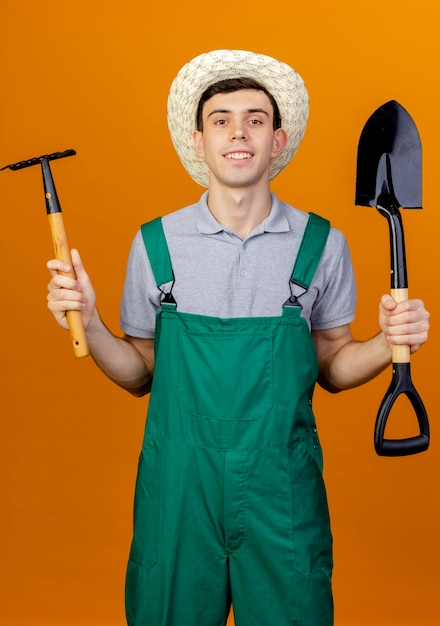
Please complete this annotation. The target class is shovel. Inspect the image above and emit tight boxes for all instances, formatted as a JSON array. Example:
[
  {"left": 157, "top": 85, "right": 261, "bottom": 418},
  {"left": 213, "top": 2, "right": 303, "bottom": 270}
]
[
  {"left": 1, "top": 150, "right": 89, "bottom": 359},
  {"left": 355, "top": 100, "right": 429, "bottom": 456}
]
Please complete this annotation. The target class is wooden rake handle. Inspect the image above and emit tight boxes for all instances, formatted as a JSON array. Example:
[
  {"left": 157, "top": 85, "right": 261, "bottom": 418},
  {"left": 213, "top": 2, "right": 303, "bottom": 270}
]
[
  {"left": 39, "top": 156, "right": 89, "bottom": 359},
  {"left": 48, "top": 211, "right": 89, "bottom": 358}
]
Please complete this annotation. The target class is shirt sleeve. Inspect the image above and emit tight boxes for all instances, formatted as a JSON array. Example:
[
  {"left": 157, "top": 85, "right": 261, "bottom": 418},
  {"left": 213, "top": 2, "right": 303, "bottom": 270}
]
[
  {"left": 119, "top": 230, "right": 161, "bottom": 338},
  {"left": 309, "top": 229, "right": 357, "bottom": 331}
]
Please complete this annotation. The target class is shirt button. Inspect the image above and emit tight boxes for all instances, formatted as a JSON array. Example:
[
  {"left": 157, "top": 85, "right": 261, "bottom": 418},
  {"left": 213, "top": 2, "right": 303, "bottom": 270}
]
[{"left": 240, "top": 270, "right": 247, "bottom": 277}]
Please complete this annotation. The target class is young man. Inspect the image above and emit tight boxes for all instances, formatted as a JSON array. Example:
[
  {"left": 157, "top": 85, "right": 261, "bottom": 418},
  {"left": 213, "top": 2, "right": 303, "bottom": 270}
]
[{"left": 47, "top": 50, "right": 429, "bottom": 626}]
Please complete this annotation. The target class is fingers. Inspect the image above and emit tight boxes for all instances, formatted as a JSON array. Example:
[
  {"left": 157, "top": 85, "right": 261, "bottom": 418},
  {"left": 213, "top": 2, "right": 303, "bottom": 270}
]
[
  {"left": 385, "top": 298, "right": 429, "bottom": 328},
  {"left": 47, "top": 257, "right": 83, "bottom": 298},
  {"left": 47, "top": 273, "right": 85, "bottom": 329},
  {"left": 380, "top": 296, "right": 430, "bottom": 351},
  {"left": 47, "top": 282, "right": 85, "bottom": 311},
  {"left": 46, "top": 248, "right": 83, "bottom": 277},
  {"left": 46, "top": 249, "right": 93, "bottom": 330},
  {"left": 47, "top": 258, "right": 74, "bottom": 278}
]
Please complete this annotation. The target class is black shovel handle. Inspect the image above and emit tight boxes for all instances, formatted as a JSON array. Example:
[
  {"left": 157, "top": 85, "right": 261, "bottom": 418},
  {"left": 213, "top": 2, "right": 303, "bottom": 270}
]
[
  {"left": 375, "top": 362, "right": 430, "bottom": 456},
  {"left": 373, "top": 200, "right": 430, "bottom": 455}
]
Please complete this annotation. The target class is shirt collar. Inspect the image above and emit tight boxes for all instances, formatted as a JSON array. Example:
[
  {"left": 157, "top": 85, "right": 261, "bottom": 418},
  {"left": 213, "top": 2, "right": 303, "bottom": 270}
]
[{"left": 196, "top": 191, "right": 290, "bottom": 236}]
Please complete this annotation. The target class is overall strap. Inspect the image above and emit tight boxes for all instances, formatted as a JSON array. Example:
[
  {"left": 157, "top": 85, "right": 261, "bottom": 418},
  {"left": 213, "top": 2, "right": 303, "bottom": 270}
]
[
  {"left": 290, "top": 212, "right": 330, "bottom": 289},
  {"left": 141, "top": 217, "right": 173, "bottom": 287},
  {"left": 141, "top": 217, "right": 176, "bottom": 304}
]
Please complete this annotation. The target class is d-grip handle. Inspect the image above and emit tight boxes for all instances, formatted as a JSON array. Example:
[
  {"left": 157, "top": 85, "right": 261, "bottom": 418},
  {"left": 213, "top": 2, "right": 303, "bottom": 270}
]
[{"left": 375, "top": 362, "right": 429, "bottom": 456}]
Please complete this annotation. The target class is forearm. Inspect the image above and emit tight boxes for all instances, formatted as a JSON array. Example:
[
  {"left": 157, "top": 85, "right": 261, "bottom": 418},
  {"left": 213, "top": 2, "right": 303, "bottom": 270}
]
[
  {"left": 315, "top": 295, "right": 429, "bottom": 393},
  {"left": 86, "top": 311, "right": 153, "bottom": 396},
  {"left": 46, "top": 251, "right": 154, "bottom": 396},
  {"left": 319, "top": 331, "right": 392, "bottom": 392}
]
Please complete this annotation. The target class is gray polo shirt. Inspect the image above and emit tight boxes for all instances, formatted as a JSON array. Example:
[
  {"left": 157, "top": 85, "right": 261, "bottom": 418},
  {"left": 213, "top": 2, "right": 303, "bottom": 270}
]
[{"left": 120, "top": 192, "right": 356, "bottom": 339}]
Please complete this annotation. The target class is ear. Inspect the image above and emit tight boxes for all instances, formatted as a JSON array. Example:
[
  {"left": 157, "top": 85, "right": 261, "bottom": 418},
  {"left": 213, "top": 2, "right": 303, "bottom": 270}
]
[
  {"left": 193, "top": 130, "right": 205, "bottom": 157},
  {"left": 271, "top": 128, "right": 288, "bottom": 158}
]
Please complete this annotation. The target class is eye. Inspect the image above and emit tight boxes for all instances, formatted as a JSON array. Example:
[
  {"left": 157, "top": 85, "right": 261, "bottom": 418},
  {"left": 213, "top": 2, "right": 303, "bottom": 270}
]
[
  {"left": 214, "top": 118, "right": 227, "bottom": 125},
  {"left": 249, "top": 118, "right": 263, "bottom": 125}
]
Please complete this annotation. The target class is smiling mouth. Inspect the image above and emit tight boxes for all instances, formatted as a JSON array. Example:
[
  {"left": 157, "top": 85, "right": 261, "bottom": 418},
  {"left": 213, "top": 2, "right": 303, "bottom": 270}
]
[{"left": 224, "top": 152, "right": 253, "bottom": 160}]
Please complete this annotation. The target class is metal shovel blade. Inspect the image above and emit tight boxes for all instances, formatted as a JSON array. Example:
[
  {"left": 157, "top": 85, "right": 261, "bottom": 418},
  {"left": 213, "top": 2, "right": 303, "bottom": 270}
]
[{"left": 355, "top": 100, "right": 422, "bottom": 209}]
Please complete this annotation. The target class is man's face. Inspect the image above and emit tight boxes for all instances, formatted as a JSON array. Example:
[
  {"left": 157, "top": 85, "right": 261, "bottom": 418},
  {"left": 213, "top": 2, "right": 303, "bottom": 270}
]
[{"left": 192, "top": 89, "right": 287, "bottom": 190}]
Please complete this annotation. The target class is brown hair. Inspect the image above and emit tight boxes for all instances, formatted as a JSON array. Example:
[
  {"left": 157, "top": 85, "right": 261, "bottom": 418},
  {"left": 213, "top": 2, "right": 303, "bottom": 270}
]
[{"left": 196, "top": 77, "right": 282, "bottom": 132}]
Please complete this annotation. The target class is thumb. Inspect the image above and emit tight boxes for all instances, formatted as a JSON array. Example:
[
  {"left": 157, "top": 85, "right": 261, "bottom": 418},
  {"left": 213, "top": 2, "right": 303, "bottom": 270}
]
[
  {"left": 69, "top": 248, "right": 96, "bottom": 317},
  {"left": 380, "top": 293, "right": 397, "bottom": 311},
  {"left": 70, "top": 248, "right": 86, "bottom": 279}
]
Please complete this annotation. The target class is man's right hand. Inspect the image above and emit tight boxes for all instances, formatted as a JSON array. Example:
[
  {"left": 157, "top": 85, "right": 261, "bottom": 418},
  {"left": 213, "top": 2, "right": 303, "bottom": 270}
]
[{"left": 47, "top": 248, "right": 97, "bottom": 331}]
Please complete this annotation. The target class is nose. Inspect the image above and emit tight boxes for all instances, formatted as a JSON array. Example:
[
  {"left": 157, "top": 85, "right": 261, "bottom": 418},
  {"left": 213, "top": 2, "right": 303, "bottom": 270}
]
[{"left": 231, "top": 119, "right": 247, "bottom": 141}]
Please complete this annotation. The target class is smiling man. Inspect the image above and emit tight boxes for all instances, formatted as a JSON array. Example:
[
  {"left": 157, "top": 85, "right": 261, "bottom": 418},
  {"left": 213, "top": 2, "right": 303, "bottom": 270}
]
[
  {"left": 46, "top": 50, "right": 430, "bottom": 626},
  {"left": 192, "top": 86, "right": 287, "bottom": 236}
]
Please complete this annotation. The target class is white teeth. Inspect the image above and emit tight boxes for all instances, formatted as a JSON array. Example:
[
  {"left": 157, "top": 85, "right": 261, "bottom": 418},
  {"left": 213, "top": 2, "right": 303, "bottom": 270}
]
[{"left": 225, "top": 152, "right": 252, "bottom": 160}]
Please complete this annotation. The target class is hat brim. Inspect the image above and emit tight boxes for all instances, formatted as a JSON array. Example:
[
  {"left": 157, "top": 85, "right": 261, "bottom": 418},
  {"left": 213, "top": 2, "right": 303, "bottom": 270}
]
[{"left": 167, "top": 49, "right": 309, "bottom": 188}]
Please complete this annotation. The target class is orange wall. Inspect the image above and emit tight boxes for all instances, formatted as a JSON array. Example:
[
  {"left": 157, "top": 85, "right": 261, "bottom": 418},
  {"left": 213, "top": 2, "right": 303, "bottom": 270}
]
[{"left": 1, "top": 1, "right": 439, "bottom": 624}]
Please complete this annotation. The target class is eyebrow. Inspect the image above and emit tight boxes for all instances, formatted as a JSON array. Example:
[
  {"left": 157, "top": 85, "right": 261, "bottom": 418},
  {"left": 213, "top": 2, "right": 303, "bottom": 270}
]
[{"left": 206, "top": 108, "right": 270, "bottom": 118}]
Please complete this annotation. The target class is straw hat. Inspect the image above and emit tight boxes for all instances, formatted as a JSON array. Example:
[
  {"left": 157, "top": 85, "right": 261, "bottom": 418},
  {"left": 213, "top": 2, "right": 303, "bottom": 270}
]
[{"left": 167, "top": 49, "right": 309, "bottom": 188}]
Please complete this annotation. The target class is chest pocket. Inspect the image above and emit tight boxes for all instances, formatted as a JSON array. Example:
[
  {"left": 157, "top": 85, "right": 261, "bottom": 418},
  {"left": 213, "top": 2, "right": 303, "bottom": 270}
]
[{"left": 178, "top": 324, "right": 273, "bottom": 421}]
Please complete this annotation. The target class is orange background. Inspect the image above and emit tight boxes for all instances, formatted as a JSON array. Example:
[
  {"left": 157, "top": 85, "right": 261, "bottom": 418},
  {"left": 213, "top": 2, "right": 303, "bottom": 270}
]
[{"left": 1, "top": 1, "right": 439, "bottom": 624}]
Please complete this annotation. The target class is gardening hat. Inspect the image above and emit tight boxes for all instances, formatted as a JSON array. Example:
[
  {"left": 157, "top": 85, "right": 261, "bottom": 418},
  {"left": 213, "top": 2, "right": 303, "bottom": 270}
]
[{"left": 167, "top": 49, "right": 309, "bottom": 188}]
